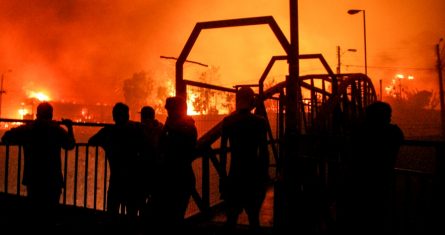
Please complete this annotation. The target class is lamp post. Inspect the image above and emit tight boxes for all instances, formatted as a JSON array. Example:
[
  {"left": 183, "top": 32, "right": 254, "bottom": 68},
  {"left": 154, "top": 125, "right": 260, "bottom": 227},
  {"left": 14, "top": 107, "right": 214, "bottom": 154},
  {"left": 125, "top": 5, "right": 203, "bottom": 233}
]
[
  {"left": 336, "top": 46, "right": 357, "bottom": 74},
  {"left": 348, "top": 9, "right": 367, "bottom": 76}
]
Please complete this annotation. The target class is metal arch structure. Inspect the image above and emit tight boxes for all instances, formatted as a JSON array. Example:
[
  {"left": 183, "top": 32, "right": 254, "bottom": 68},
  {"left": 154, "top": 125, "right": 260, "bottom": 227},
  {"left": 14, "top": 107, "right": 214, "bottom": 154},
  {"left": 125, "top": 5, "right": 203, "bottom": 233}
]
[
  {"left": 185, "top": 52, "right": 378, "bottom": 224},
  {"left": 175, "top": 16, "right": 290, "bottom": 99},
  {"left": 258, "top": 54, "right": 338, "bottom": 97},
  {"left": 172, "top": 14, "right": 379, "bottom": 224},
  {"left": 173, "top": 15, "right": 377, "bottom": 135},
  {"left": 173, "top": 17, "right": 291, "bottom": 214},
  {"left": 298, "top": 73, "right": 377, "bottom": 134},
  {"left": 173, "top": 13, "right": 378, "bottom": 144},
  {"left": 260, "top": 71, "right": 378, "bottom": 135}
]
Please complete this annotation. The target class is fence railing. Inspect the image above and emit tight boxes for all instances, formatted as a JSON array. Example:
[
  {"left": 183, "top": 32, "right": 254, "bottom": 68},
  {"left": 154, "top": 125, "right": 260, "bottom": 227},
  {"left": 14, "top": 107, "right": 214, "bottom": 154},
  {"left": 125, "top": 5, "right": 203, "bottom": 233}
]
[
  {"left": 0, "top": 115, "right": 251, "bottom": 218},
  {"left": 0, "top": 142, "right": 223, "bottom": 216},
  {"left": 0, "top": 143, "right": 108, "bottom": 210},
  {"left": 1, "top": 120, "right": 444, "bottom": 232}
]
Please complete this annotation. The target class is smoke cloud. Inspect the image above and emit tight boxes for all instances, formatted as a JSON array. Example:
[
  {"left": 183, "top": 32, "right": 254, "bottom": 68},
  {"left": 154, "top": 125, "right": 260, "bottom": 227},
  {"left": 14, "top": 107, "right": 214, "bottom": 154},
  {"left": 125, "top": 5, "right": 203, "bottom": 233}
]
[{"left": 0, "top": 0, "right": 444, "bottom": 118}]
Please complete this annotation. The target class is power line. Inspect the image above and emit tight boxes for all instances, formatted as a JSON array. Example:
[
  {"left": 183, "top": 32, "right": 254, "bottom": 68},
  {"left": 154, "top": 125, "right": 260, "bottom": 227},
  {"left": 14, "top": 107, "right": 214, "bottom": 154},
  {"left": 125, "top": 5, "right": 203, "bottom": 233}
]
[{"left": 344, "top": 64, "right": 435, "bottom": 71}]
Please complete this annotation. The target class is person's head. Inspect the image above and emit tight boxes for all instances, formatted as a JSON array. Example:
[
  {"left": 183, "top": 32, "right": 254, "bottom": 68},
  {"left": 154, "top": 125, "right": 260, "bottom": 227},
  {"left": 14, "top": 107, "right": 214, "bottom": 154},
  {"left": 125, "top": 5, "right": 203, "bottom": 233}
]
[
  {"left": 36, "top": 102, "right": 53, "bottom": 120},
  {"left": 112, "top": 102, "right": 130, "bottom": 125},
  {"left": 365, "top": 101, "right": 392, "bottom": 125},
  {"left": 165, "top": 96, "right": 187, "bottom": 118},
  {"left": 140, "top": 106, "right": 155, "bottom": 122},
  {"left": 236, "top": 86, "right": 256, "bottom": 111}
]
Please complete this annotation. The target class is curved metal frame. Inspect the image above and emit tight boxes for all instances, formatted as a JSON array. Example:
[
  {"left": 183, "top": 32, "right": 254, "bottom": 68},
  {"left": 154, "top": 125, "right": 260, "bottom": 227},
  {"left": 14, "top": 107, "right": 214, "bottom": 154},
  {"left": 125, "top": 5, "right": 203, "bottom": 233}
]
[{"left": 175, "top": 16, "right": 290, "bottom": 98}]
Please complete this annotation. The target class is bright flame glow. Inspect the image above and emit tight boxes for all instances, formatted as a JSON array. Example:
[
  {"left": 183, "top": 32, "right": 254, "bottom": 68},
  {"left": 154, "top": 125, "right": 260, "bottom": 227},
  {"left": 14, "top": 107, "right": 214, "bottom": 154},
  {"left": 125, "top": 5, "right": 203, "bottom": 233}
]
[
  {"left": 164, "top": 79, "right": 233, "bottom": 116},
  {"left": 187, "top": 93, "right": 199, "bottom": 116},
  {"left": 18, "top": 108, "right": 28, "bottom": 116},
  {"left": 166, "top": 80, "right": 176, "bottom": 97},
  {"left": 29, "top": 91, "right": 50, "bottom": 101},
  {"left": 396, "top": 74, "right": 404, "bottom": 79},
  {"left": 385, "top": 86, "right": 395, "bottom": 97},
  {"left": 385, "top": 74, "right": 415, "bottom": 98},
  {"left": 395, "top": 74, "right": 415, "bottom": 80}
]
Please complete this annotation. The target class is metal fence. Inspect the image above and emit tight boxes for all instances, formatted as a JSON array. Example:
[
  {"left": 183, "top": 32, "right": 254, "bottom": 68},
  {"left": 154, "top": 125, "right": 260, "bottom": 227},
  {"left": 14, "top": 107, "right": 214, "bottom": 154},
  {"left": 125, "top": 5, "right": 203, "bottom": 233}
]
[{"left": 0, "top": 121, "right": 444, "bottom": 232}]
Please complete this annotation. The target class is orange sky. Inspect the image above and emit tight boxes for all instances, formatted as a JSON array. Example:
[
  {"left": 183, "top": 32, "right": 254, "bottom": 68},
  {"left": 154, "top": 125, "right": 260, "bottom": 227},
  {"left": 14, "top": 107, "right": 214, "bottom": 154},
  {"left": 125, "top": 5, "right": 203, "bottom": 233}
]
[{"left": 0, "top": 0, "right": 444, "bottom": 118}]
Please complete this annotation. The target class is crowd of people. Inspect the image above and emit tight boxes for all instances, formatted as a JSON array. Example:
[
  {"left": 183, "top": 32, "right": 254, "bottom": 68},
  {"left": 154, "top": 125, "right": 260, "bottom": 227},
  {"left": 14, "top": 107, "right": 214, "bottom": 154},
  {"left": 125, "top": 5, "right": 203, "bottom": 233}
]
[
  {"left": 1, "top": 89, "right": 404, "bottom": 234},
  {"left": 1, "top": 89, "right": 271, "bottom": 233}
]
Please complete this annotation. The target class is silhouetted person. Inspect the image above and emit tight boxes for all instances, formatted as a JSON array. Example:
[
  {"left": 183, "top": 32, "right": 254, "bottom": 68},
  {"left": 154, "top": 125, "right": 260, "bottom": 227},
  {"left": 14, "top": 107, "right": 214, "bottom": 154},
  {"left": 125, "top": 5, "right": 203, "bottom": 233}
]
[
  {"left": 151, "top": 96, "right": 197, "bottom": 232},
  {"left": 138, "top": 106, "right": 163, "bottom": 223},
  {"left": 1, "top": 102, "right": 75, "bottom": 227},
  {"left": 219, "top": 87, "right": 270, "bottom": 233},
  {"left": 340, "top": 101, "right": 404, "bottom": 234},
  {"left": 88, "top": 102, "right": 146, "bottom": 227}
]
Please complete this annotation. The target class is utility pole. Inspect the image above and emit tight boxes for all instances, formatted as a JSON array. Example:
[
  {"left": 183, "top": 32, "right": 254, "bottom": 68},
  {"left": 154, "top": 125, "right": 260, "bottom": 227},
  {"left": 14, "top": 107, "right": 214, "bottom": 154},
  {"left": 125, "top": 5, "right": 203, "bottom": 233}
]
[
  {"left": 436, "top": 38, "right": 445, "bottom": 138},
  {"left": 336, "top": 46, "right": 341, "bottom": 74},
  {"left": 0, "top": 70, "right": 11, "bottom": 118},
  {"left": 336, "top": 46, "right": 356, "bottom": 74},
  {"left": 274, "top": 0, "right": 300, "bottom": 233},
  {"left": 0, "top": 73, "right": 5, "bottom": 118}
]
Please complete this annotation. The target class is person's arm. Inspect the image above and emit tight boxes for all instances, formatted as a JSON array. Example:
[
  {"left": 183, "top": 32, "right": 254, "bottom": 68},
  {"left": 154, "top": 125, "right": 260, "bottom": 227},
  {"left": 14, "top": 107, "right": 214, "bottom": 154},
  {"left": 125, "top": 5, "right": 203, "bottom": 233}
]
[
  {"left": 61, "top": 118, "right": 75, "bottom": 150},
  {"left": 1, "top": 126, "right": 27, "bottom": 144},
  {"left": 88, "top": 127, "right": 106, "bottom": 146}
]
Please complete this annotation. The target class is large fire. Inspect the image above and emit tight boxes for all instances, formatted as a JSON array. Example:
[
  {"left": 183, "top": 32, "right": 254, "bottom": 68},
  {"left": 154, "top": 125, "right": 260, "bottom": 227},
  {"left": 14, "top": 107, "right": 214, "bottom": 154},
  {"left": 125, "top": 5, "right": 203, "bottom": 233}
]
[
  {"left": 187, "top": 92, "right": 200, "bottom": 116},
  {"left": 148, "top": 74, "right": 233, "bottom": 116},
  {"left": 385, "top": 74, "right": 415, "bottom": 99},
  {"left": 17, "top": 90, "right": 52, "bottom": 119},
  {"left": 15, "top": 82, "right": 233, "bottom": 121},
  {"left": 28, "top": 91, "right": 51, "bottom": 102},
  {"left": 156, "top": 78, "right": 203, "bottom": 116}
]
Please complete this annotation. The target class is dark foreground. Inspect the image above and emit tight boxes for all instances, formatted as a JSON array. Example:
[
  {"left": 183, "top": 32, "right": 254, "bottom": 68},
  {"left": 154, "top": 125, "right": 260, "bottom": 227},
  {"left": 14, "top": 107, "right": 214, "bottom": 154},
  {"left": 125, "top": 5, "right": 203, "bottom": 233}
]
[{"left": 0, "top": 193, "right": 275, "bottom": 235}]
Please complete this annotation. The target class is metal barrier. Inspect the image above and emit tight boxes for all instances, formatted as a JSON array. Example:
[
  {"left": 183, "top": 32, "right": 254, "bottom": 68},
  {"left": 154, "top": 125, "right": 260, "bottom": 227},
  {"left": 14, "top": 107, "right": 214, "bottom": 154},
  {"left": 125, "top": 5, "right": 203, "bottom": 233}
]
[
  {"left": 0, "top": 119, "right": 443, "bottom": 232},
  {"left": 0, "top": 143, "right": 108, "bottom": 210},
  {"left": 0, "top": 117, "right": 239, "bottom": 218}
]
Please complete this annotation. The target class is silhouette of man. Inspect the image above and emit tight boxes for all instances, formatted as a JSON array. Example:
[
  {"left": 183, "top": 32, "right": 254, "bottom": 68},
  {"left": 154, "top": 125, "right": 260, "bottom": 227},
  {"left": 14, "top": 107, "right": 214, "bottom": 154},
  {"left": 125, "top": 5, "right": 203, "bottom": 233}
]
[
  {"left": 151, "top": 96, "right": 197, "bottom": 231},
  {"left": 219, "top": 87, "right": 270, "bottom": 232},
  {"left": 341, "top": 101, "right": 404, "bottom": 234},
  {"left": 138, "top": 106, "right": 163, "bottom": 222},
  {"left": 139, "top": 106, "right": 164, "bottom": 163},
  {"left": 88, "top": 102, "right": 146, "bottom": 223},
  {"left": 1, "top": 102, "right": 75, "bottom": 226}
]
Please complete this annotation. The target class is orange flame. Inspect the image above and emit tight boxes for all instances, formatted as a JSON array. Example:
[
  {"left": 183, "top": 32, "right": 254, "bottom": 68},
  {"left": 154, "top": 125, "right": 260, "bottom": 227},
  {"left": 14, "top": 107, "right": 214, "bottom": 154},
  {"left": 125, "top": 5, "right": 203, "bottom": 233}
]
[{"left": 28, "top": 91, "right": 51, "bottom": 101}]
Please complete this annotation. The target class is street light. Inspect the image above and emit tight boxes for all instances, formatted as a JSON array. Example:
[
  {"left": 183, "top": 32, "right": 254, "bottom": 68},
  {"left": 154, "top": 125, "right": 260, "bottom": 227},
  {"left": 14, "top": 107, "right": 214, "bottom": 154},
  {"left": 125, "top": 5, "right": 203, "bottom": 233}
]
[
  {"left": 348, "top": 9, "right": 367, "bottom": 76},
  {"left": 336, "top": 46, "right": 357, "bottom": 74}
]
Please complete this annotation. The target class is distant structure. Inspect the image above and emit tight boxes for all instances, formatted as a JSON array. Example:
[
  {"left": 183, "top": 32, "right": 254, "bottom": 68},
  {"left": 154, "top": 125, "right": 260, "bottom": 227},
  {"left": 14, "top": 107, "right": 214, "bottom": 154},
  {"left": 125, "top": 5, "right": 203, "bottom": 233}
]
[{"left": 20, "top": 99, "right": 113, "bottom": 123}]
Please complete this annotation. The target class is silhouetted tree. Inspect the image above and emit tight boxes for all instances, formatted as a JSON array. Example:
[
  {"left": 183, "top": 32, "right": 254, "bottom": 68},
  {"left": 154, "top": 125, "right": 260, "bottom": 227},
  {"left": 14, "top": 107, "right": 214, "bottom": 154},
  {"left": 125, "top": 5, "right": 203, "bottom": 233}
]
[
  {"left": 123, "top": 72, "right": 153, "bottom": 115},
  {"left": 191, "top": 67, "right": 230, "bottom": 115},
  {"left": 406, "top": 89, "right": 437, "bottom": 110},
  {"left": 385, "top": 89, "right": 437, "bottom": 111}
]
